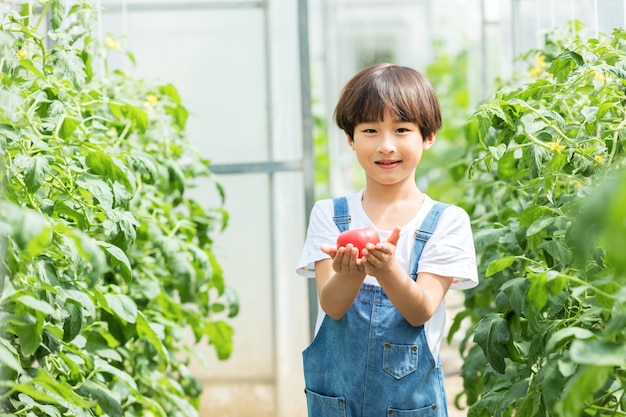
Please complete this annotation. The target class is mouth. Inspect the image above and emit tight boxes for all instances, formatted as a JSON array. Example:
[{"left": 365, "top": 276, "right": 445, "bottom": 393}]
[{"left": 375, "top": 160, "right": 401, "bottom": 167}]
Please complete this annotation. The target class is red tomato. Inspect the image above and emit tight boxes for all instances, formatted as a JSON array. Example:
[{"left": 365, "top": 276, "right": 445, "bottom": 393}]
[{"left": 336, "top": 228, "right": 380, "bottom": 258}]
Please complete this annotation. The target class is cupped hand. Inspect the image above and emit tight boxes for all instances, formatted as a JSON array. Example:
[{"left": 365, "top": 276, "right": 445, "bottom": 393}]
[
  {"left": 321, "top": 243, "right": 365, "bottom": 275},
  {"left": 361, "top": 227, "right": 401, "bottom": 274}
]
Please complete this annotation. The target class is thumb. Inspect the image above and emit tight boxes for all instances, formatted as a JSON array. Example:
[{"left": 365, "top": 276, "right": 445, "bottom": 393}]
[
  {"left": 386, "top": 227, "right": 401, "bottom": 246},
  {"left": 320, "top": 244, "right": 338, "bottom": 257}
]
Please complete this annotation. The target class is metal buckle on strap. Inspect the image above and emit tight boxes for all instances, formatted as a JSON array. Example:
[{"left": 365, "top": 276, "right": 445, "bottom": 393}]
[
  {"left": 414, "top": 229, "right": 432, "bottom": 242},
  {"left": 333, "top": 215, "right": 351, "bottom": 225}
]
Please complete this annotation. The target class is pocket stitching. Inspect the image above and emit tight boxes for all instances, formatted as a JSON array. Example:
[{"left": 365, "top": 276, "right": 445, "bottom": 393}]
[{"left": 382, "top": 342, "right": 419, "bottom": 379}]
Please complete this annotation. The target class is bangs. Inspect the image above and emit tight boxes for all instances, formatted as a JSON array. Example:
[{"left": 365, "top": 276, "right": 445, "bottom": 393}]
[
  {"left": 356, "top": 77, "right": 417, "bottom": 124},
  {"left": 334, "top": 63, "right": 441, "bottom": 138}
]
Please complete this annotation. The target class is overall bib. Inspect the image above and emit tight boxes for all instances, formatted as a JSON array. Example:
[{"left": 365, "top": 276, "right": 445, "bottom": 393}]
[{"left": 303, "top": 197, "right": 450, "bottom": 417}]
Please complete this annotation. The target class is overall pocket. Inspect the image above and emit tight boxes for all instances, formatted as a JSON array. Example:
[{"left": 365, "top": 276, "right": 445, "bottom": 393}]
[
  {"left": 304, "top": 389, "right": 347, "bottom": 417},
  {"left": 385, "top": 403, "right": 438, "bottom": 417},
  {"left": 382, "top": 341, "right": 419, "bottom": 379}
]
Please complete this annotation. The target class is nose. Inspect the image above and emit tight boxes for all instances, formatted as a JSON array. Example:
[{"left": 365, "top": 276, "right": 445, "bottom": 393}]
[{"left": 377, "top": 133, "right": 396, "bottom": 153}]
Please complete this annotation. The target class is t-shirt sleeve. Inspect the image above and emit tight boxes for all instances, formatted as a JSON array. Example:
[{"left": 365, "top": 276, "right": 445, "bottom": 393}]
[
  {"left": 296, "top": 200, "right": 338, "bottom": 278},
  {"left": 417, "top": 205, "right": 479, "bottom": 290}
]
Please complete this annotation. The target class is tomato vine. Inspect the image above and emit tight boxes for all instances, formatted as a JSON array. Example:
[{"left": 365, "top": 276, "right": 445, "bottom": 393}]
[
  {"left": 0, "top": 1, "right": 237, "bottom": 416},
  {"left": 452, "top": 23, "right": 626, "bottom": 416}
]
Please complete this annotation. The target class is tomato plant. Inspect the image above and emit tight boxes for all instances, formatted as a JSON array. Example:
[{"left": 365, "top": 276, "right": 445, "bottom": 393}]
[
  {"left": 449, "top": 23, "right": 626, "bottom": 416},
  {"left": 336, "top": 228, "right": 380, "bottom": 257},
  {"left": 0, "top": 1, "right": 237, "bottom": 416}
]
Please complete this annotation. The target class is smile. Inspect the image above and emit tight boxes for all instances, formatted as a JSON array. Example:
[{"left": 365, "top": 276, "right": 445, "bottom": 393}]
[{"left": 375, "top": 160, "right": 401, "bottom": 166}]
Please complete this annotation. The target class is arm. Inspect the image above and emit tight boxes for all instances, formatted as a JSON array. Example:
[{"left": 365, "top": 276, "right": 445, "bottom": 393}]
[
  {"left": 315, "top": 243, "right": 367, "bottom": 320},
  {"left": 362, "top": 227, "right": 452, "bottom": 327}
]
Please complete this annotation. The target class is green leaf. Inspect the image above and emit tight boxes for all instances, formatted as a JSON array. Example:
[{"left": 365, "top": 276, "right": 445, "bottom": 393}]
[
  {"left": 103, "top": 209, "right": 139, "bottom": 250},
  {"left": 539, "top": 239, "right": 572, "bottom": 266},
  {"left": 473, "top": 313, "right": 510, "bottom": 374},
  {"left": 206, "top": 320, "right": 234, "bottom": 360},
  {"left": 76, "top": 380, "right": 122, "bottom": 417},
  {"left": 555, "top": 365, "right": 611, "bottom": 417},
  {"left": 547, "top": 50, "right": 584, "bottom": 82},
  {"left": 16, "top": 295, "right": 56, "bottom": 316},
  {"left": 51, "top": 49, "right": 86, "bottom": 89},
  {"left": 545, "top": 327, "right": 595, "bottom": 353},
  {"left": 526, "top": 216, "right": 554, "bottom": 237},
  {"left": 94, "top": 357, "right": 138, "bottom": 391},
  {"left": 473, "top": 227, "right": 507, "bottom": 249},
  {"left": 519, "top": 205, "right": 553, "bottom": 228},
  {"left": 78, "top": 176, "right": 114, "bottom": 209},
  {"left": 569, "top": 340, "right": 626, "bottom": 366},
  {"left": 24, "top": 155, "right": 50, "bottom": 193},
  {"left": 31, "top": 369, "right": 93, "bottom": 408},
  {"left": 84, "top": 148, "right": 132, "bottom": 190},
  {"left": 103, "top": 293, "right": 137, "bottom": 324},
  {"left": 59, "top": 116, "right": 79, "bottom": 139},
  {"left": 498, "top": 278, "right": 528, "bottom": 315},
  {"left": 102, "top": 243, "right": 132, "bottom": 281},
  {"left": 136, "top": 312, "right": 169, "bottom": 369},
  {"left": 0, "top": 338, "right": 22, "bottom": 372},
  {"left": 527, "top": 270, "right": 549, "bottom": 310},
  {"left": 164, "top": 104, "right": 188, "bottom": 130},
  {"left": 12, "top": 313, "right": 42, "bottom": 356},
  {"left": 50, "top": 0, "right": 65, "bottom": 30},
  {"left": 8, "top": 206, "right": 52, "bottom": 259},
  {"left": 108, "top": 102, "right": 148, "bottom": 133},
  {"left": 488, "top": 144, "right": 506, "bottom": 160},
  {"left": 486, "top": 256, "right": 517, "bottom": 277},
  {"left": 63, "top": 302, "right": 83, "bottom": 342}
]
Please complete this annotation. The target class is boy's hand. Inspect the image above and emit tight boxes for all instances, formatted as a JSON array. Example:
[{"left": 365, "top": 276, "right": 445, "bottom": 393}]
[
  {"left": 321, "top": 243, "right": 365, "bottom": 275},
  {"left": 361, "top": 227, "right": 401, "bottom": 275}
]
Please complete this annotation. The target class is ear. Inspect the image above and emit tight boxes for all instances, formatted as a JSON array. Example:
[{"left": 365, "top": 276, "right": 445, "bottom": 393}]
[
  {"left": 345, "top": 131, "right": 355, "bottom": 150},
  {"left": 423, "top": 133, "right": 436, "bottom": 150}
]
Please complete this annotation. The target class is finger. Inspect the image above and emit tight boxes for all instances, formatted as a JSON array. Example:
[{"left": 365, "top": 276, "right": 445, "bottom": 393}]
[
  {"left": 339, "top": 244, "right": 356, "bottom": 268},
  {"left": 386, "top": 227, "right": 401, "bottom": 246},
  {"left": 321, "top": 244, "right": 338, "bottom": 257}
]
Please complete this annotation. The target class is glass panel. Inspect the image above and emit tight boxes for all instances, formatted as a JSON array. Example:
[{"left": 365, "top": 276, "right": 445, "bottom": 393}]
[
  {"left": 100, "top": 8, "right": 269, "bottom": 164},
  {"left": 187, "top": 173, "right": 275, "bottom": 378}
]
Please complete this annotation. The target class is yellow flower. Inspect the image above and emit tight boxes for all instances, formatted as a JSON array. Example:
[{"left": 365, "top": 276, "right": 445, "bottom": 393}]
[
  {"left": 529, "top": 53, "right": 547, "bottom": 77},
  {"left": 143, "top": 94, "right": 158, "bottom": 109},
  {"left": 104, "top": 37, "right": 122, "bottom": 51},
  {"left": 594, "top": 154, "right": 603, "bottom": 163},
  {"left": 146, "top": 94, "right": 158, "bottom": 105},
  {"left": 546, "top": 141, "right": 565, "bottom": 153},
  {"left": 594, "top": 71, "right": 605, "bottom": 85},
  {"left": 17, "top": 48, "right": 27, "bottom": 59}
]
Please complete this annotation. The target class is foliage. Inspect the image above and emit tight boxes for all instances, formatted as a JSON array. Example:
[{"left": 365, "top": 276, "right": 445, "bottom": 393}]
[
  {"left": 313, "top": 98, "right": 331, "bottom": 199},
  {"left": 422, "top": 48, "right": 478, "bottom": 206},
  {"left": 451, "top": 24, "right": 626, "bottom": 416},
  {"left": 0, "top": 1, "right": 237, "bottom": 416}
]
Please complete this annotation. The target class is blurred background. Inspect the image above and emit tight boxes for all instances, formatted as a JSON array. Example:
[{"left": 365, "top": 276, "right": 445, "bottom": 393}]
[{"left": 5, "top": 0, "right": 623, "bottom": 415}]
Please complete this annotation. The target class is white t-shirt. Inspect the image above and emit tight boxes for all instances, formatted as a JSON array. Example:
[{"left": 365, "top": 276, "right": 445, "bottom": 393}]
[{"left": 296, "top": 190, "right": 479, "bottom": 359}]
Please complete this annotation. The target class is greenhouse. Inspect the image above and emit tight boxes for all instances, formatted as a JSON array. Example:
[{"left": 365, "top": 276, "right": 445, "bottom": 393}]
[{"left": 1, "top": 0, "right": 625, "bottom": 416}]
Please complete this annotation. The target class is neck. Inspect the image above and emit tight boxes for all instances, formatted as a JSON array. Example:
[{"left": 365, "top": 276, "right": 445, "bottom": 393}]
[{"left": 362, "top": 179, "right": 422, "bottom": 205}]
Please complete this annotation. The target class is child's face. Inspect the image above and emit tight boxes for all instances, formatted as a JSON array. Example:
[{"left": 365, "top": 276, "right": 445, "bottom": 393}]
[{"left": 348, "top": 109, "right": 435, "bottom": 187}]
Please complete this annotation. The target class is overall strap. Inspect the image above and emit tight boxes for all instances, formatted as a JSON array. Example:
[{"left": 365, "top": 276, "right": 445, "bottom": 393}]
[
  {"left": 410, "top": 202, "right": 450, "bottom": 279},
  {"left": 332, "top": 197, "right": 351, "bottom": 232}
]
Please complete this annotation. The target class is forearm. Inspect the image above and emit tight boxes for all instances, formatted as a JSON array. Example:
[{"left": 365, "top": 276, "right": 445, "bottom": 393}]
[
  {"left": 376, "top": 265, "right": 450, "bottom": 327},
  {"left": 319, "top": 272, "right": 364, "bottom": 320}
]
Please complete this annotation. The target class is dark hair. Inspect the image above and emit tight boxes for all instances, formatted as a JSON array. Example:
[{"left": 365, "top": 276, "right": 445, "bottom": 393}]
[{"left": 333, "top": 63, "right": 442, "bottom": 139}]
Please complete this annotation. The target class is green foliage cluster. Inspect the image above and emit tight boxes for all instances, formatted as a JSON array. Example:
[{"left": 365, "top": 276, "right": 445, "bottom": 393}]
[
  {"left": 0, "top": 1, "right": 237, "bottom": 416},
  {"left": 452, "top": 24, "right": 626, "bottom": 416}
]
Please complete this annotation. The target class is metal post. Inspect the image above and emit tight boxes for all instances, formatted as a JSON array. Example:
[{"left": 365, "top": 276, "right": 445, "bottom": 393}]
[{"left": 297, "top": 0, "right": 317, "bottom": 339}]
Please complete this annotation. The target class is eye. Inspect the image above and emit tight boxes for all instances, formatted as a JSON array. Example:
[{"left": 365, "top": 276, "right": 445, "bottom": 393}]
[
  {"left": 396, "top": 127, "right": 411, "bottom": 133},
  {"left": 362, "top": 128, "right": 377, "bottom": 134}
]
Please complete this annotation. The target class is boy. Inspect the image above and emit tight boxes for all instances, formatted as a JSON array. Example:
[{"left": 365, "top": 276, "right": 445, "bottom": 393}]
[{"left": 296, "top": 63, "right": 478, "bottom": 416}]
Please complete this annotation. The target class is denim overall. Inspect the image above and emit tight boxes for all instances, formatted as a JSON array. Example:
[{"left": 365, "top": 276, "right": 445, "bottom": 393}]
[{"left": 303, "top": 197, "right": 450, "bottom": 417}]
